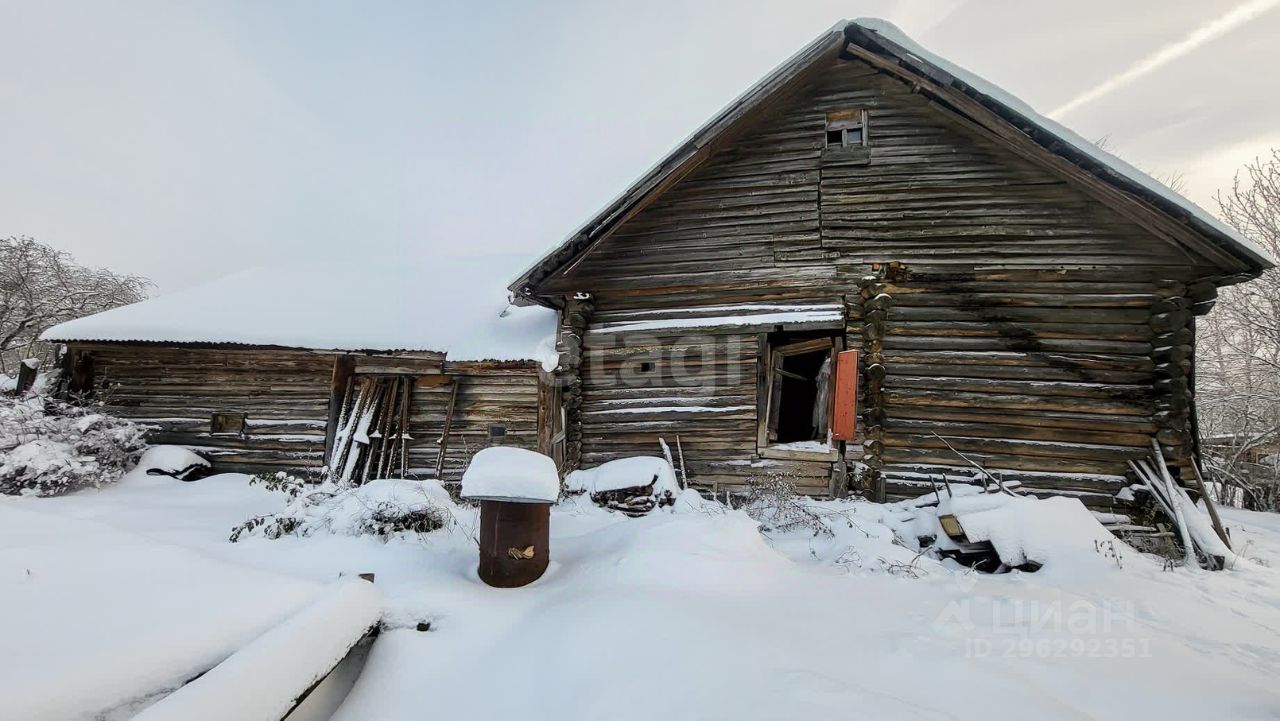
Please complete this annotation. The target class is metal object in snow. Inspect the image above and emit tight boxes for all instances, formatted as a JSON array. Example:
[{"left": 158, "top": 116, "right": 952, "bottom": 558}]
[{"left": 478, "top": 499, "right": 550, "bottom": 588}]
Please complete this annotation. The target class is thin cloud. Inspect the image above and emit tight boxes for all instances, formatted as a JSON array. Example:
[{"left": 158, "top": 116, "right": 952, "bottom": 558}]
[
  {"left": 1177, "top": 132, "right": 1280, "bottom": 203},
  {"left": 1049, "top": 0, "right": 1280, "bottom": 119}
]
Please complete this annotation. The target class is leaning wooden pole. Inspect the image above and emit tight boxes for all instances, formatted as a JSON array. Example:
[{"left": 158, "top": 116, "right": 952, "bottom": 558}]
[
  {"left": 323, "top": 356, "right": 356, "bottom": 473},
  {"left": 1190, "top": 459, "right": 1231, "bottom": 550},
  {"left": 1149, "top": 439, "right": 1197, "bottom": 567},
  {"left": 398, "top": 376, "right": 412, "bottom": 479},
  {"left": 435, "top": 379, "right": 459, "bottom": 479}
]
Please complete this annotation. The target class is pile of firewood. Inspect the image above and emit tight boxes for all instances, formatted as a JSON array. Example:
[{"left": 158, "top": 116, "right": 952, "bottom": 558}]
[{"left": 587, "top": 476, "right": 676, "bottom": 517}]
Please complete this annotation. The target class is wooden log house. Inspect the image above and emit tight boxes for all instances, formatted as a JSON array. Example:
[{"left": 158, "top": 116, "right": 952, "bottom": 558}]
[
  {"left": 507, "top": 19, "right": 1276, "bottom": 507},
  {"left": 43, "top": 257, "right": 561, "bottom": 481}
]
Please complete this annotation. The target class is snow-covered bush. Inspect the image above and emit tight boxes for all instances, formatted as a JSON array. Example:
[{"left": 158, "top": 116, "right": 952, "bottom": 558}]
[
  {"left": 231, "top": 477, "right": 457, "bottom": 542},
  {"left": 0, "top": 395, "right": 149, "bottom": 496}
]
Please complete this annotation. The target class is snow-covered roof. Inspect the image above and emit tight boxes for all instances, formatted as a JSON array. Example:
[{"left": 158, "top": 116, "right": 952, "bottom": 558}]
[
  {"left": 42, "top": 255, "right": 559, "bottom": 367},
  {"left": 510, "top": 19, "right": 1274, "bottom": 299}
]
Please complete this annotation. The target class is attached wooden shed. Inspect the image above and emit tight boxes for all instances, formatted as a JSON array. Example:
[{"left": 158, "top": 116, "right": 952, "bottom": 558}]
[
  {"left": 43, "top": 257, "right": 561, "bottom": 482},
  {"left": 509, "top": 19, "right": 1276, "bottom": 507}
]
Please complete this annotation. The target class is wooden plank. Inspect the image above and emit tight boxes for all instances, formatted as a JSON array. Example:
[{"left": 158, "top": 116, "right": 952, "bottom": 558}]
[
  {"left": 323, "top": 355, "right": 356, "bottom": 467},
  {"left": 14, "top": 360, "right": 38, "bottom": 395},
  {"left": 435, "top": 380, "right": 460, "bottom": 479},
  {"left": 70, "top": 350, "right": 94, "bottom": 395},
  {"left": 831, "top": 350, "right": 859, "bottom": 441},
  {"left": 758, "top": 446, "right": 839, "bottom": 461}
]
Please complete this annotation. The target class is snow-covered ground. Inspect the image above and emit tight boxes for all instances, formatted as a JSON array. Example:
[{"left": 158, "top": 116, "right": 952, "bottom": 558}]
[
  {"left": 3, "top": 472, "right": 1280, "bottom": 720},
  {"left": 0, "top": 475, "right": 321, "bottom": 719}
]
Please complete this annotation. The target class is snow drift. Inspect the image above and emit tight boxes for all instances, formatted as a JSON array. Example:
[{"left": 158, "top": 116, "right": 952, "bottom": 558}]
[{"left": 133, "top": 578, "right": 383, "bottom": 721}]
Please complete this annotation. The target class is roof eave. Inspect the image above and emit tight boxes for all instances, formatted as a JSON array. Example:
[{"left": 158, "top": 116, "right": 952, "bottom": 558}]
[{"left": 52, "top": 337, "right": 546, "bottom": 366}]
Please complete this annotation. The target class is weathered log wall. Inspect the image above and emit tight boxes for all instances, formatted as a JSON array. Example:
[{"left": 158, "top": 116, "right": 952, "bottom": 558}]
[
  {"left": 540, "top": 54, "right": 1216, "bottom": 504},
  {"left": 405, "top": 361, "right": 545, "bottom": 480},
  {"left": 77, "top": 344, "right": 546, "bottom": 479},
  {"left": 576, "top": 325, "right": 840, "bottom": 494},
  {"left": 863, "top": 269, "right": 1169, "bottom": 504},
  {"left": 86, "top": 345, "right": 334, "bottom": 473},
  {"left": 557, "top": 296, "right": 593, "bottom": 474}
]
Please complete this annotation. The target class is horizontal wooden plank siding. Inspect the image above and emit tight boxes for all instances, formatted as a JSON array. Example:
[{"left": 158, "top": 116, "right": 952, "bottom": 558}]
[
  {"left": 577, "top": 326, "right": 834, "bottom": 494},
  {"left": 86, "top": 346, "right": 334, "bottom": 474},
  {"left": 867, "top": 272, "right": 1170, "bottom": 505},
  {"left": 77, "top": 345, "right": 545, "bottom": 480},
  {"left": 405, "top": 363, "right": 544, "bottom": 481}
]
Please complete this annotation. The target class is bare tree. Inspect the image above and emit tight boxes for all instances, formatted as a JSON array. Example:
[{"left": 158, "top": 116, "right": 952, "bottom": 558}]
[
  {"left": 1197, "top": 150, "right": 1280, "bottom": 509},
  {"left": 0, "top": 236, "right": 151, "bottom": 375}
]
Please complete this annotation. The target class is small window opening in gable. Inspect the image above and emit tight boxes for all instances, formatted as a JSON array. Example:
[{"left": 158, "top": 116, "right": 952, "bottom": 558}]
[
  {"left": 211, "top": 411, "right": 246, "bottom": 435},
  {"left": 489, "top": 423, "right": 507, "bottom": 439},
  {"left": 825, "top": 109, "right": 868, "bottom": 149},
  {"left": 639, "top": 361, "right": 654, "bottom": 373}
]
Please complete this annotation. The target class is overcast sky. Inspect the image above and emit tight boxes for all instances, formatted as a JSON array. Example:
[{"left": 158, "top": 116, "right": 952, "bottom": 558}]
[{"left": 3, "top": 0, "right": 1278, "bottom": 292}]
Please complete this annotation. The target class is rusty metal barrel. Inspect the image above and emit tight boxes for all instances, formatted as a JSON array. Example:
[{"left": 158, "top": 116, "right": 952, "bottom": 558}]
[
  {"left": 460, "top": 447, "right": 561, "bottom": 589},
  {"left": 477, "top": 499, "right": 550, "bottom": 587}
]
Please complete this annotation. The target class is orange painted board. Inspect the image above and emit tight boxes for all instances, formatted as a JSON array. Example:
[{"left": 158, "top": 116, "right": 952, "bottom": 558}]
[{"left": 831, "top": 350, "right": 859, "bottom": 442}]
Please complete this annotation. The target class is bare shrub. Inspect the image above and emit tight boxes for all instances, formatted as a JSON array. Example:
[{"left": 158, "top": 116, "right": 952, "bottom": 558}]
[{"left": 739, "top": 471, "right": 865, "bottom": 538}]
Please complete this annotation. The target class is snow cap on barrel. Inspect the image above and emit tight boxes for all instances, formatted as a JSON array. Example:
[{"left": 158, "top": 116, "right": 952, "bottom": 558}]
[{"left": 461, "top": 447, "right": 560, "bottom": 503}]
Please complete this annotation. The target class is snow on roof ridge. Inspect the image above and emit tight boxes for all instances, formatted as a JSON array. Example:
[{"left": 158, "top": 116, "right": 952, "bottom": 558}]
[{"left": 847, "top": 17, "right": 1276, "bottom": 268}]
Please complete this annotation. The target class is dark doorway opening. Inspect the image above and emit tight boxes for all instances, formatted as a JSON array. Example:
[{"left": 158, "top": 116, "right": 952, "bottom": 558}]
[
  {"left": 775, "top": 348, "right": 829, "bottom": 443},
  {"left": 761, "top": 333, "right": 838, "bottom": 448}
]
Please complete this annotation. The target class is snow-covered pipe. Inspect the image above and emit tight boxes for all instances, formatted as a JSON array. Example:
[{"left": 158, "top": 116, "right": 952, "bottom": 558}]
[{"left": 133, "top": 577, "right": 383, "bottom": 721}]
